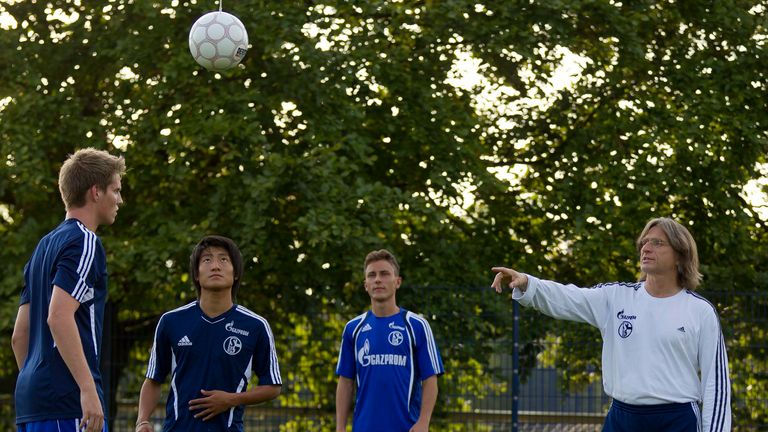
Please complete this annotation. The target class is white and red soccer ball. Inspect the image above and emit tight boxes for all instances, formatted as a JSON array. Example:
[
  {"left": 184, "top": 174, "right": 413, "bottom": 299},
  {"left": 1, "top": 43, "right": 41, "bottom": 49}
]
[{"left": 188, "top": 11, "right": 248, "bottom": 72}]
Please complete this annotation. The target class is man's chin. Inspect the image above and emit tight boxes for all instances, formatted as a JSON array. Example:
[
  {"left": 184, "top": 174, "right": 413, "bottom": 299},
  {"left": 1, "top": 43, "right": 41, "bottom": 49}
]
[{"left": 100, "top": 215, "right": 117, "bottom": 226}]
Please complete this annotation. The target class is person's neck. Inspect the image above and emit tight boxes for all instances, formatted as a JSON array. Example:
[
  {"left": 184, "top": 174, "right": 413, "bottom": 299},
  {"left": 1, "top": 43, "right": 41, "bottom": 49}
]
[
  {"left": 66, "top": 207, "right": 98, "bottom": 232},
  {"left": 644, "top": 274, "right": 682, "bottom": 298},
  {"left": 370, "top": 299, "right": 399, "bottom": 317},
  {"left": 199, "top": 291, "right": 234, "bottom": 318}
]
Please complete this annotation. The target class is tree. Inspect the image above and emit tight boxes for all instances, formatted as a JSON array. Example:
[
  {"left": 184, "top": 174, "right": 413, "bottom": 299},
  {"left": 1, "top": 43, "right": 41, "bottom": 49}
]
[{"left": 1, "top": 0, "right": 766, "bottom": 429}]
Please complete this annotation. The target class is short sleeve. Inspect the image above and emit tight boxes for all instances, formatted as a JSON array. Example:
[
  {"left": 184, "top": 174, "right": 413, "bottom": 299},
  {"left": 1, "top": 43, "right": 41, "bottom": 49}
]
[
  {"left": 252, "top": 318, "right": 282, "bottom": 386},
  {"left": 146, "top": 315, "right": 172, "bottom": 383},
  {"left": 335, "top": 322, "right": 357, "bottom": 379},
  {"left": 409, "top": 314, "right": 444, "bottom": 380},
  {"left": 51, "top": 230, "right": 101, "bottom": 304},
  {"left": 19, "top": 262, "right": 30, "bottom": 305}
]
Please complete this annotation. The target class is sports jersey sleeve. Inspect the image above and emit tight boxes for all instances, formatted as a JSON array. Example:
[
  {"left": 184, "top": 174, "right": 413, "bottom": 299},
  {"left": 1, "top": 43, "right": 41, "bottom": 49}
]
[
  {"left": 19, "top": 262, "right": 30, "bottom": 305},
  {"left": 699, "top": 309, "right": 731, "bottom": 432},
  {"left": 146, "top": 315, "right": 172, "bottom": 382},
  {"left": 253, "top": 318, "right": 282, "bottom": 386},
  {"left": 408, "top": 315, "right": 444, "bottom": 380},
  {"left": 513, "top": 275, "right": 608, "bottom": 328},
  {"left": 335, "top": 321, "right": 357, "bottom": 379},
  {"left": 51, "top": 229, "right": 100, "bottom": 304}
]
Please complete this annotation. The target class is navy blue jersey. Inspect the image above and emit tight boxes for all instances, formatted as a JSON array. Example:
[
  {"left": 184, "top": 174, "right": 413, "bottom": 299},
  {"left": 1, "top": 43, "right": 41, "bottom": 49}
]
[
  {"left": 15, "top": 219, "right": 109, "bottom": 423},
  {"left": 146, "top": 302, "right": 282, "bottom": 431},
  {"left": 336, "top": 308, "right": 444, "bottom": 432}
]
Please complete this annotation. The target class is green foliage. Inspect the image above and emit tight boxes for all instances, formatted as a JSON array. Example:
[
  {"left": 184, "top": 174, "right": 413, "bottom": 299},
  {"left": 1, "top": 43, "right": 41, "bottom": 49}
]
[{"left": 1, "top": 0, "right": 766, "bottom": 428}]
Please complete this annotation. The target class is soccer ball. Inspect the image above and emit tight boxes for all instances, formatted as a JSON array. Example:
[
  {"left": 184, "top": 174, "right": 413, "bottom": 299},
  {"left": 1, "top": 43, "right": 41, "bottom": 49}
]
[{"left": 188, "top": 11, "right": 249, "bottom": 71}]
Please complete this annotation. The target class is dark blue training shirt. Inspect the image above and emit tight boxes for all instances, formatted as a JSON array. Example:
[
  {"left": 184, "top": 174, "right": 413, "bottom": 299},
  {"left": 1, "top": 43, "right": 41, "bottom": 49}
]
[
  {"left": 146, "top": 302, "right": 282, "bottom": 431},
  {"left": 15, "top": 218, "right": 108, "bottom": 424}
]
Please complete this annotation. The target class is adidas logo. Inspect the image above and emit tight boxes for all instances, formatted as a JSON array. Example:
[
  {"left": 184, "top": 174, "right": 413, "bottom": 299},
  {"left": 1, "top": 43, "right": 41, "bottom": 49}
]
[
  {"left": 677, "top": 327, "right": 685, "bottom": 333},
  {"left": 361, "top": 324, "right": 372, "bottom": 333},
  {"left": 178, "top": 336, "right": 193, "bottom": 346}
]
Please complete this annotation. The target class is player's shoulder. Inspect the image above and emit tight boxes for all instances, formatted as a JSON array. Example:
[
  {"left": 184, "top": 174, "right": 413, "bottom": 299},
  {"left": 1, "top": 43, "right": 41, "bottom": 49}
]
[
  {"left": 402, "top": 309, "right": 441, "bottom": 347},
  {"left": 159, "top": 301, "right": 198, "bottom": 322},
  {"left": 346, "top": 311, "right": 368, "bottom": 324},
  {"left": 343, "top": 311, "right": 369, "bottom": 331},
  {"left": 234, "top": 304, "right": 273, "bottom": 330},
  {"left": 51, "top": 219, "right": 104, "bottom": 253},
  {"left": 683, "top": 290, "right": 721, "bottom": 316},
  {"left": 60, "top": 219, "right": 98, "bottom": 239},
  {"left": 40, "top": 219, "right": 90, "bottom": 246},
  {"left": 592, "top": 281, "right": 642, "bottom": 291},
  {"left": 402, "top": 309, "right": 433, "bottom": 330}
]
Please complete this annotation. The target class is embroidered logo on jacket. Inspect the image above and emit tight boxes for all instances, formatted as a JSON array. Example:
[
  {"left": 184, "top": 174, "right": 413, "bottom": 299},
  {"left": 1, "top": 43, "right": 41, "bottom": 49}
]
[{"left": 178, "top": 336, "right": 193, "bottom": 346}]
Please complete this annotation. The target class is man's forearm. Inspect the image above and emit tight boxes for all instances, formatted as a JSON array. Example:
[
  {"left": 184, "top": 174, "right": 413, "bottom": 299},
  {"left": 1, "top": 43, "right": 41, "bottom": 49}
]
[
  {"left": 137, "top": 379, "right": 162, "bottom": 422},
  {"left": 417, "top": 376, "right": 439, "bottom": 423},
  {"left": 12, "top": 304, "right": 30, "bottom": 369},
  {"left": 233, "top": 384, "right": 282, "bottom": 406},
  {"left": 335, "top": 377, "right": 354, "bottom": 431},
  {"left": 48, "top": 312, "right": 97, "bottom": 394}
]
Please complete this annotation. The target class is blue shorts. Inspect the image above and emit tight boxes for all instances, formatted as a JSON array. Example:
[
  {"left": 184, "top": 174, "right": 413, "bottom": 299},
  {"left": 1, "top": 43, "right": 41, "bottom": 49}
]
[
  {"left": 17, "top": 419, "right": 109, "bottom": 432},
  {"left": 603, "top": 399, "right": 700, "bottom": 432}
]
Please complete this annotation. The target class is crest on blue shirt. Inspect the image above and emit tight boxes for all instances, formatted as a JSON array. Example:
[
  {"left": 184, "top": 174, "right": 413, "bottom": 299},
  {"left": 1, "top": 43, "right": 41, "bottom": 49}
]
[
  {"left": 388, "top": 331, "right": 404, "bottom": 346},
  {"left": 223, "top": 336, "right": 242, "bottom": 355}
]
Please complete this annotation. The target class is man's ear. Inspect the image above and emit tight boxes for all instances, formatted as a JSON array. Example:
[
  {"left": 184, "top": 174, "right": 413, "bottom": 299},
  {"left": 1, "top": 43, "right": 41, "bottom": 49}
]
[{"left": 90, "top": 184, "right": 101, "bottom": 202}]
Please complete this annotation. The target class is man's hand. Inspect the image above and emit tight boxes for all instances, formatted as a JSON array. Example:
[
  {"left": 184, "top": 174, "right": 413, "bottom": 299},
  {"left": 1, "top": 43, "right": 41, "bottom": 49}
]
[
  {"left": 189, "top": 389, "right": 235, "bottom": 421},
  {"left": 491, "top": 267, "right": 529, "bottom": 293},
  {"left": 79, "top": 387, "right": 104, "bottom": 432}
]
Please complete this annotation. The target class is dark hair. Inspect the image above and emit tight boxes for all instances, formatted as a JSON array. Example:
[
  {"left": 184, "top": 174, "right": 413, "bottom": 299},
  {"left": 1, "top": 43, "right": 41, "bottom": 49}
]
[
  {"left": 189, "top": 235, "right": 244, "bottom": 301},
  {"left": 363, "top": 249, "right": 400, "bottom": 276},
  {"left": 636, "top": 217, "right": 702, "bottom": 291},
  {"left": 58, "top": 148, "right": 126, "bottom": 210}
]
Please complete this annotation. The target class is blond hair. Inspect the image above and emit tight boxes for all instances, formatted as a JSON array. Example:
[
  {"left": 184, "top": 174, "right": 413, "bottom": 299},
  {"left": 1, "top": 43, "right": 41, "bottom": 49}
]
[
  {"left": 636, "top": 217, "right": 702, "bottom": 290},
  {"left": 58, "top": 148, "right": 126, "bottom": 210}
]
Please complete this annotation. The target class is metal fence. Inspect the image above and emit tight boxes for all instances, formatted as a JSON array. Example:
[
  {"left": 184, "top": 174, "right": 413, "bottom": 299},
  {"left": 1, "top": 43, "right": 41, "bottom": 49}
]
[{"left": 3, "top": 289, "right": 766, "bottom": 431}]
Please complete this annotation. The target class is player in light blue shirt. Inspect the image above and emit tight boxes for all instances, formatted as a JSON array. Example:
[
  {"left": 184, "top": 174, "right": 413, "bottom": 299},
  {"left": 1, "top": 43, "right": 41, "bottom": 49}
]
[
  {"left": 12, "top": 148, "right": 126, "bottom": 432},
  {"left": 336, "top": 249, "right": 444, "bottom": 432},
  {"left": 135, "top": 235, "right": 282, "bottom": 432}
]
